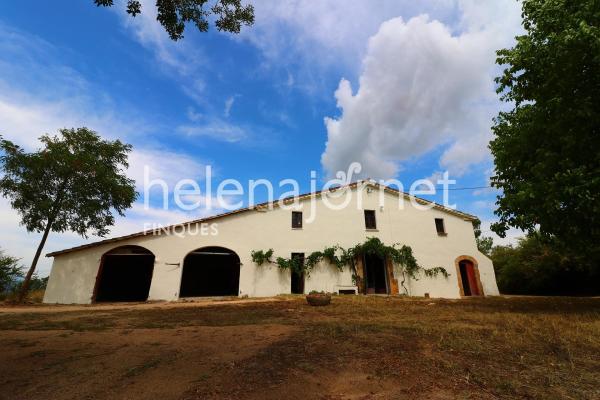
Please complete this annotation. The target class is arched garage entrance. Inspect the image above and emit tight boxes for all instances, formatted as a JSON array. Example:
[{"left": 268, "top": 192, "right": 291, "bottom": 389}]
[
  {"left": 179, "top": 247, "right": 240, "bottom": 297},
  {"left": 94, "top": 245, "right": 155, "bottom": 302}
]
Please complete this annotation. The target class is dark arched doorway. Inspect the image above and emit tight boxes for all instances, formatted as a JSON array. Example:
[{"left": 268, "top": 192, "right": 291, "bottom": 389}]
[
  {"left": 180, "top": 247, "right": 240, "bottom": 297},
  {"left": 94, "top": 245, "right": 155, "bottom": 302}
]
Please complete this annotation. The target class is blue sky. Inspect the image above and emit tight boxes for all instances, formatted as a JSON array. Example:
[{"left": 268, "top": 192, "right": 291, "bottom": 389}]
[{"left": 0, "top": 0, "right": 525, "bottom": 275}]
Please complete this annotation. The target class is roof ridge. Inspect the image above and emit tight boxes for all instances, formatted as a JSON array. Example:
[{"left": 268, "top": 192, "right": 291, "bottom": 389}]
[{"left": 46, "top": 180, "right": 477, "bottom": 257}]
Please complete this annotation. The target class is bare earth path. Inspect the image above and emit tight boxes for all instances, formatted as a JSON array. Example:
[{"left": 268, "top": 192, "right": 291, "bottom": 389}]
[
  {"left": 0, "top": 296, "right": 598, "bottom": 399},
  {"left": 0, "top": 296, "right": 289, "bottom": 314}
]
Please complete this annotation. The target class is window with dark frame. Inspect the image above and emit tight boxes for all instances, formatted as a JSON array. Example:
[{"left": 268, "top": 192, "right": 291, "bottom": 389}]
[
  {"left": 435, "top": 218, "right": 446, "bottom": 235},
  {"left": 292, "top": 211, "right": 303, "bottom": 229},
  {"left": 364, "top": 210, "right": 377, "bottom": 230}
]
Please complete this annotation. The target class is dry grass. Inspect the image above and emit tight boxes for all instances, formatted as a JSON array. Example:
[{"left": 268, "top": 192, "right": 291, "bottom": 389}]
[
  {"left": 0, "top": 288, "right": 46, "bottom": 304},
  {"left": 0, "top": 296, "right": 598, "bottom": 399}
]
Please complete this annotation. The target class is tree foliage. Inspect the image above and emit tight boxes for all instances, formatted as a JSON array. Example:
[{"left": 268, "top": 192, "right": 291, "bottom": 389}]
[
  {"left": 1, "top": 128, "right": 137, "bottom": 237},
  {"left": 490, "top": 0, "right": 600, "bottom": 260},
  {"left": 472, "top": 220, "right": 494, "bottom": 257},
  {"left": 0, "top": 128, "right": 137, "bottom": 301},
  {"left": 27, "top": 275, "right": 49, "bottom": 292},
  {"left": 0, "top": 249, "right": 22, "bottom": 295},
  {"left": 0, "top": 249, "right": 46, "bottom": 300},
  {"left": 491, "top": 233, "right": 600, "bottom": 296},
  {"left": 94, "top": 0, "right": 254, "bottom": 40}
]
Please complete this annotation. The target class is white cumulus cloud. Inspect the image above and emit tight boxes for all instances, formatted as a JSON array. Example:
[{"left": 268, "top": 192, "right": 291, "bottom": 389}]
[{"left": 321, "top": 1, "right": 522, "bottom": 179}]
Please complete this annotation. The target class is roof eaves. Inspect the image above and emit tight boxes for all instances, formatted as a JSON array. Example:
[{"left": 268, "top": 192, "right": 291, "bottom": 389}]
[{"left": 46, "top": 180, "right": 476, "bottom": 257}]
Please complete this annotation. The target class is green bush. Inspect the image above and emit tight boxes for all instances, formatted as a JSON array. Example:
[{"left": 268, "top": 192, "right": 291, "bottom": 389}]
[
  {"left": 0, "top": 248, "right": 48, "bottom": 301},
  {"left": 0, "top": 249, "right": 23, "bottom": 298},
  {"left": 491, "top": 234, "right": 600, "bottom": 296}
]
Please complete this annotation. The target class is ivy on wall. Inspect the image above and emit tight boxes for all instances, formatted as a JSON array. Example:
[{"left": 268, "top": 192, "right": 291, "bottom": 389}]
[
  {"left": 251, "top": 237, "right": 449, "bottom": 281},
  {"left": 249, "top": 249, "right": 273, "bottom": 266}
]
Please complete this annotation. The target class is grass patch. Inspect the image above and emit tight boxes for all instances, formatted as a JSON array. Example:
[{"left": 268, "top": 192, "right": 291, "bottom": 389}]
[{"left": 1, "top": 296, "right": 598, "bottom": 399}]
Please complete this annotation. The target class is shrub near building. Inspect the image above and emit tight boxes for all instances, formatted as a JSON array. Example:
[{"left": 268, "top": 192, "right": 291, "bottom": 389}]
[{"left": 491, "top": 234, "right": 600, "bottom": 296}]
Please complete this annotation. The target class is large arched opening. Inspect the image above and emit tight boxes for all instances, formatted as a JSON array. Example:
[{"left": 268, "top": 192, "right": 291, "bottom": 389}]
[
  {"left": 93, "top": 245, "right": 155, "bottom": 302},
  {"left": 179, "top": 246, "right": 240, "bottom": 297}
]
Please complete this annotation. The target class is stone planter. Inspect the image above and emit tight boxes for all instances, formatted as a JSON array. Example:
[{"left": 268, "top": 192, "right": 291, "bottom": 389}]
[{"left": 306, "top": 293, "right": 331, "bottom": 306}]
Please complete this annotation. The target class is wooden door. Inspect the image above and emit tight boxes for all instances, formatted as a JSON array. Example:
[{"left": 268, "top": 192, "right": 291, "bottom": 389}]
[{"left": 465, "top": 263, "right": 480, "bottom": 296}]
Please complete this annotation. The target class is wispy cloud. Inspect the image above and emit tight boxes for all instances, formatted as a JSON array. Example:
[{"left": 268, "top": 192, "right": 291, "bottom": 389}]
[
  {"left": 237, "top": 0, "right": 462, "bottom": 92},
  {"left": 128, "top": 148, "right": 208, "bottom": 190},
  {"left": 224, "top": 94, "right": 240, "bottom": 117},
  {"left": 0, "top": 23, "right": 151, "bottom": 148},
  {"left": 0, "top": 21, "right": 215, "bottom": 276},
  {"left": 177, "top": 120, "right": 247, "bottom": 143},
  {"left": 114, "top": 0, "right": 210, "bottom": 107}
]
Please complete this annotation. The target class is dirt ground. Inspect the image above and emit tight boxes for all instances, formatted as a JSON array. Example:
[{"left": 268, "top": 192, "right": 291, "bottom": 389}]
[{"left": 0, "top": 296, "right": 598, "bottom": 400}]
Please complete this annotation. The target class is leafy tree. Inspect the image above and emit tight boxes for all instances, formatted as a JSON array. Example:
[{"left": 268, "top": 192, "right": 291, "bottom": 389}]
[
  {"left": 0, "top": 249, "right": 23, "bottom": 296},
  {"left": 0, "top": 128, "right": 137, "bottom": 302},
  {"left": 477, "top": 236, "right": 494, "bottom": 257},
  {"left": 94, "top": 0, "right": 254, "bottom": 40},
  {"left": 472, "top": 220, "right": 494, "bottom": 256},
  {"left": 490, "top": 0, "right": 600, "bottom": 261},
  {"left": 491, "top": 233, "right": 600, "bottom": 296},
  {"left": 27, "top": 275, "right": 49, "bottom": 292}
]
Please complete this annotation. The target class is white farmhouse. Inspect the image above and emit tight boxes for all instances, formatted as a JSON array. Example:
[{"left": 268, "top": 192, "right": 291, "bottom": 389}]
[{"left": 43, "top": 181, "right": 499, "bottom": 304}]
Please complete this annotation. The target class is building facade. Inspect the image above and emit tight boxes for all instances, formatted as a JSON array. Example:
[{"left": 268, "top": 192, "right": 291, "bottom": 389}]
[{"left": 43, "top": 182, "right": 499, "bottom": 304}]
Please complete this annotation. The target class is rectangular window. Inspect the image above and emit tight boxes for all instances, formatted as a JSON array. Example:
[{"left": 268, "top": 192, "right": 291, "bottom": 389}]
[
  {"left": 292, "top": 211, "right": 302, "bottom": 229},
  {"left": 364, "top": 210, "right": 377, "bottom": 230},
  {"left": 435, "top": 218, "right": 446, "bottom": 235},
  {"left": 291, "top": 253, "right": 305, "bottom": 294}
]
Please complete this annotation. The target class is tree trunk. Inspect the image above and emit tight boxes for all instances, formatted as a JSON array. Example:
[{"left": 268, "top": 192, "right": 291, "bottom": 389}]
[{"left": 16, "top": 220, "right": 53, "bottom": 303}]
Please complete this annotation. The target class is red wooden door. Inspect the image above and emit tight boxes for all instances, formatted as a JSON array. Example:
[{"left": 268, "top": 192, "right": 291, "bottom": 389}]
[{"left": 465, "top": 263, "right": 480, "bottom": 296}]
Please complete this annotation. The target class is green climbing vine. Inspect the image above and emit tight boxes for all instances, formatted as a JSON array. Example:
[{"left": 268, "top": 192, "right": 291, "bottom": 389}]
[
  {"left": 305, "top": 246, "right": 346, "bottom": 272},
  {"left": 422, "top": 267, "right": 450, "bottom": 278},
  {"left": 250, "top": 249, "right": 273, "bottom": 266},
  {"left": 250, "top": 237, "right": 449, "bottom": 283}
]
